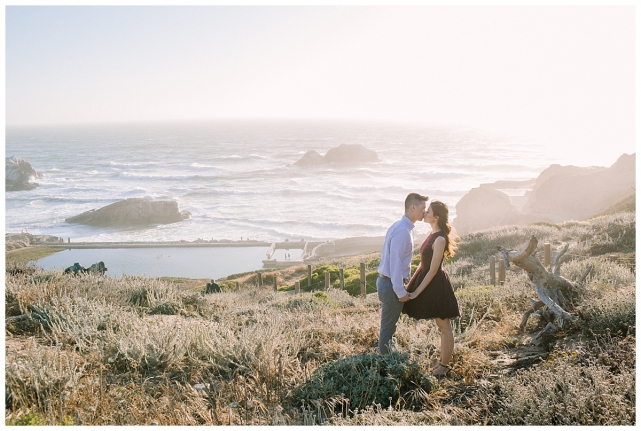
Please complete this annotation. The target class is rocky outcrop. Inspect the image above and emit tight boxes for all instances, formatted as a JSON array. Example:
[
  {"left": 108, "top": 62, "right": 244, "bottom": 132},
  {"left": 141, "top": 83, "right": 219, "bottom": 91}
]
[
  {"left": 64, "top": 261, "right": 107, "bottom": 276},
  {"left": 5, "top": 233, "right": 65, "bottom": 251},
  {"left": 65, "top": 198, "right": 192, "bottom": 228},
  {"left": 294, "top": 144, "right": 379, "bottom": 166},
  {"left": 6, "top": 156, "right": 41, "bottom": 191},
  {"left": 453, "top": 153, "right": 635, "bottom": 236}
]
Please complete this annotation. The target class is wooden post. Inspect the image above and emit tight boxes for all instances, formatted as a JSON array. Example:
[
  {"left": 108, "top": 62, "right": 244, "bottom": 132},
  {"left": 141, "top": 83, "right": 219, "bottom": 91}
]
[
  {"left": 339, "top": 268, "right": 344, "bottom": 290},
  {"left": 295, "top": 280, "right": 300, "bottom": 295},
  {"left": 273, "top": 275, "right": 277, "bottom": 292},
  {"left": 498, "top": 259, "right": 505, "bottom": 284},
  {"left": 490, "top": 256, "right": 496, "bottom": 286},
  {"left": 257, "top": 272, "right": 263, "bottom": 287},
  {"left": 325, "top": 272, "right": 330, "bottom": 290},
  {"left": 544, "top": 243, "right": 551, "bottom": 267},
  {"left": 235, "top": 281, "right": 239, "bottom": 292},
  {"left": 360, "top": 263, "right": 366, "bottom": 297},
  {"left": 307, "top": 265, "right": 312, "bottom": 289}
]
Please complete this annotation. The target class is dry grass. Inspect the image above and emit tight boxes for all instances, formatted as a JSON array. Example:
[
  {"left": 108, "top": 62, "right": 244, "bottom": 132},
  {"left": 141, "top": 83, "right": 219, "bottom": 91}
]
[{"left": 5, "top": 211, "right": 636, "bottom": 425}]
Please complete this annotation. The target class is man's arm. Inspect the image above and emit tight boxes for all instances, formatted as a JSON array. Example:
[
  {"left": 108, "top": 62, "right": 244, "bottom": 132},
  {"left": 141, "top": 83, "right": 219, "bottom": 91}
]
[{"left": 389, "top": 232, "right": 411, "bottom": 301}]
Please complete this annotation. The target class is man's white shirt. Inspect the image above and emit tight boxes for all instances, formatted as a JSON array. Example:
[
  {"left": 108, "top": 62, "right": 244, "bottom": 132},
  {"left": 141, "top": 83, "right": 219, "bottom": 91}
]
[{"left": 378, "top": 215, "right": 415, "bottom": 298}]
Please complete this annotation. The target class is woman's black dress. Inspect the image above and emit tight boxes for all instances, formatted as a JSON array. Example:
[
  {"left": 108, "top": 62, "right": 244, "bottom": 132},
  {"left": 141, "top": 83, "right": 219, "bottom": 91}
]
[{"left": 402, "top": 231, "right": 460, "bottom": 320}]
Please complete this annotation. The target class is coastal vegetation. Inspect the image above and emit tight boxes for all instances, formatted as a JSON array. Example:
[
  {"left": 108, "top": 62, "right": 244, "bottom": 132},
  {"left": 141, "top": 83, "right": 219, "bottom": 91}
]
[
  {"left": 6, "top": 246, "right": 60, "bottom": 267},
  {"left": 5, "top": 209, "right": 635, "bottom": 425}
]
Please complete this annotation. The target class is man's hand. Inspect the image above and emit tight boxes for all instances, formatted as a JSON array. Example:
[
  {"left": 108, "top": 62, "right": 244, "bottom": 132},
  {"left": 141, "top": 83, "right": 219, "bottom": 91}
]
[{"left": 398, "top": 293, "right": 411, "bottom": 302}]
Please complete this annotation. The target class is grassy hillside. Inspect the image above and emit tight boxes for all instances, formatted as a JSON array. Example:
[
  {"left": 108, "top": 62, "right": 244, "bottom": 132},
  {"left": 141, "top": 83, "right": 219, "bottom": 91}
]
[
  {"left": 593, "top": 192, "right": 635, "bottom": 217},
  {"left": 5, "top": 211, "right": 635, "bottom": 425}
]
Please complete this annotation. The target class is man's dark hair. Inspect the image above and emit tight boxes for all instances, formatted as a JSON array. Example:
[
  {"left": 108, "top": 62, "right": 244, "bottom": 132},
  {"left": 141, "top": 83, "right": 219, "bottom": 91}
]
[{"left": 405, "top": 193, "right": 428, "bottom": 212}]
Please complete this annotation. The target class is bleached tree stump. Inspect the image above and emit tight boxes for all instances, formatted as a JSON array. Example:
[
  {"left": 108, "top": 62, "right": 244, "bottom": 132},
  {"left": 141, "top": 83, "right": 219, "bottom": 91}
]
[{"left": 498, "top": 236, "right": 591, "bottom": 338}]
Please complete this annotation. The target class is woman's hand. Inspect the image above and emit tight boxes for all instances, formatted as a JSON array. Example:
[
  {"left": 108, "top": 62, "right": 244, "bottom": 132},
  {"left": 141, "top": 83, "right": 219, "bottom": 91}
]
[{"left": 408, "top": 291, "right": 417, "bottom": 300}]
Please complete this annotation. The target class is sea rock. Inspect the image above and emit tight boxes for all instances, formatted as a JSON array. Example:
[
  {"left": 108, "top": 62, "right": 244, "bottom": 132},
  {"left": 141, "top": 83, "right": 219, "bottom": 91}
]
[
  {"left": 453, "top": 153, "right": 635, "bottom": 235},
  {"left": 64, "top": 261, "right": 107, "bottom": 275},
  {"left": 294, "top": 144, "right": 379, "bottom": 166},
  {"left": 65, "top": 198, "right": 192, "bottom": 228},
  {"left": 6, "top": 156, "right": 41, "bottom": 191},
  {"left": 296, "top": 150, "right": 326, "bottom": 166}
]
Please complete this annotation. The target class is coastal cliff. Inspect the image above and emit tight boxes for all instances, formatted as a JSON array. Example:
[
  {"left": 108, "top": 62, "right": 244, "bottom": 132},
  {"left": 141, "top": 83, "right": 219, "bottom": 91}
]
[{"left": 453, "top": 153, "right": 635, "bottom": 235}]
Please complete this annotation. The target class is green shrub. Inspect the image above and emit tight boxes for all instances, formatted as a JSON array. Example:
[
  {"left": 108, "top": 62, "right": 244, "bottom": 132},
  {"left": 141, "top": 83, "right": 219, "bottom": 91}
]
[
  {"left": 482, "top": 355, "right": 635, "bottom": 425},
  {"left": 5, "top": 341, "right": 84, "bottom": 416},
  {"left": 105, "top": 319, "right": 191, "bottom": 374},
  {"left": 579, "top": 285, "right": 635, "bottom": 336},
  {"left": 561, "top": 256, "right": 635, "bottom": 288},
  {"left": 457, "top": 225, "right": 558, "bottom": 265},
  {"left": 7, "top": 413, "right": 48, "bottom": 426},
  {"left": 278, "top": 291, "right": 338, "bottom": 312},
  {"left": 585, "top": 213, "right": 636, "bottom": 255},
  {"left": 293, "top": 352, "right": 436, "bottom": 416},
  {"left": 295, "top": 265, "right": 341, "bottom": 291},
  {"left": 282, "top": 262, "right": 379, "bottom": 296},
  {"left": 342, "top": 270, "right": 378, "bottom": 296},
  {"left": 30, "top": 296, "right": 128, "bottom": 351},
  {"left": 150, "top": 301, "right": 181, "bottom": 315}
]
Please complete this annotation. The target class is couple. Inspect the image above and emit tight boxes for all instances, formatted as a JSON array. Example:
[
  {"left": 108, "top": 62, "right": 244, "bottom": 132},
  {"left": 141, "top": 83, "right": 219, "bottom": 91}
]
[{"left": 377, "top": 193, "right": 460, "bottom": 377}]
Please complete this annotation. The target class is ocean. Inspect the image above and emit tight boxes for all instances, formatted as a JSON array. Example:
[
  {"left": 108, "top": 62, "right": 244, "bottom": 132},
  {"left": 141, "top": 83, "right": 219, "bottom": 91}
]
[{"left": 6, "top": 119, "right": 562, "bottom": 244}]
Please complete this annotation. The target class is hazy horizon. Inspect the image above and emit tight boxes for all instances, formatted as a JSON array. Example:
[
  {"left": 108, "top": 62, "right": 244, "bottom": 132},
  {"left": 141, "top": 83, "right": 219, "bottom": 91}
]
[{"left": 5, "top": 5, "right": 637, "bottom": 167}]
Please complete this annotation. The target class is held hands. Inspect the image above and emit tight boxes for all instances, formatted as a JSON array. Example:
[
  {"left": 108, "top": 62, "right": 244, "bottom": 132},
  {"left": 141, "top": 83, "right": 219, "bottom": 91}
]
[
  {"left": 403, "top": 283, "right": 417, "bottom": 300},
  {"left": 398, "top": 293, "right": 411, "bottom": 303}
]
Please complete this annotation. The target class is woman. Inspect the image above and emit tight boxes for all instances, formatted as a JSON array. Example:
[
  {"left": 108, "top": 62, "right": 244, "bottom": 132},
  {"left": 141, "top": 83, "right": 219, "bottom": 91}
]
[{"left": 402, "top": 200, "right": 460, "bottom": 377}]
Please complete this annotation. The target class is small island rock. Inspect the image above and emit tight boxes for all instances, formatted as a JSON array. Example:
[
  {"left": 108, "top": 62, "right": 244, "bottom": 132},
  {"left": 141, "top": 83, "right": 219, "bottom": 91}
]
[
  {"left": 65, "top": 198, "right": 191, "bottom": 228},
  {"left": 294, "top": 144, "right": 379, "bottom": 166},
  {"left": 6, "top": 156, "right": 41, "bottom": 191}
]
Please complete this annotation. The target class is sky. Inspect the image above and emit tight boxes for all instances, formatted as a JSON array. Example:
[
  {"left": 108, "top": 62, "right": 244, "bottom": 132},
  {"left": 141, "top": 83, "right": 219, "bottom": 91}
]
[{"left": 4, "top": 4, "right": 637, "bottom": 166}]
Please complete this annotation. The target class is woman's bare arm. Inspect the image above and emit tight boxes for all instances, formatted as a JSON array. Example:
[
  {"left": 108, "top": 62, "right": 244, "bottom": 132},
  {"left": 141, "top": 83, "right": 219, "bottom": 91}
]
[{"left": 408, "top": 236, "right": 446, "bottom": 299}]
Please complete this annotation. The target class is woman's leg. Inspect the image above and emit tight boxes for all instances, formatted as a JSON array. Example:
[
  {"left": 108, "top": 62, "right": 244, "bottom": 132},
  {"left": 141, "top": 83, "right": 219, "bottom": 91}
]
[{"left": 434, "top": 318, "right": 454, "bottom": 375}]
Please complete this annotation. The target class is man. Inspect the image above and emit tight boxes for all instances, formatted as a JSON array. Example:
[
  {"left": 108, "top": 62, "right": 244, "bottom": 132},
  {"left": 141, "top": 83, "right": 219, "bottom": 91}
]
[{"left": 377, "top": 193, "right": 428, "bottom": 354}]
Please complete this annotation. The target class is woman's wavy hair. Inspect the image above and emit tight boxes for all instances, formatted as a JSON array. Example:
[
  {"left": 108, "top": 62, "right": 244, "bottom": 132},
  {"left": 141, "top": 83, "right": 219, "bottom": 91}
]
[{"left": 429, "top": 200, "right": 459, "bottom": 258}]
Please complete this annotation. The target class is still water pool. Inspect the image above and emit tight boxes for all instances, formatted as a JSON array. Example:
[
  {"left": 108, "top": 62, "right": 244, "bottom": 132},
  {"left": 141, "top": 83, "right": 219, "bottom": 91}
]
[{"left": 35, "top": 247, "right": 272, "bottom": 280}]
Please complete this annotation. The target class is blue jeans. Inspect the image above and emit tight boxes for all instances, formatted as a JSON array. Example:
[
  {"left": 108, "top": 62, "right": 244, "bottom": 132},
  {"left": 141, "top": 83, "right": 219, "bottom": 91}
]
[{"left": 377, "top": 276, "right": 404, "bottom": 355}]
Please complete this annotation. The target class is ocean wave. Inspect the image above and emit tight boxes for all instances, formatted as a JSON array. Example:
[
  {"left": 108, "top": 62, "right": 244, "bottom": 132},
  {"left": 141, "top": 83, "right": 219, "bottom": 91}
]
[
  {"left": 435, "top": 162, "right": 543, "bottom": 172},
  {"left": 119, "top": 172, "right": 222, "bottom": 181},
  {"left": 197, "top": 154, "right": 268, "bottom": 162},
  {"left": 34, "top": 196, "right": 121, "bottom": 204},
  {"left": 107, "top": 161, "right": 159, "bottom": 168}
]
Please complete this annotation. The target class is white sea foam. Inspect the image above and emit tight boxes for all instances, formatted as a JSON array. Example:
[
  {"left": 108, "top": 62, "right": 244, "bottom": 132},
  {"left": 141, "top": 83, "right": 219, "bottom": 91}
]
[{"left": 6, "top": 120, "right": 555, "bottom": 243}]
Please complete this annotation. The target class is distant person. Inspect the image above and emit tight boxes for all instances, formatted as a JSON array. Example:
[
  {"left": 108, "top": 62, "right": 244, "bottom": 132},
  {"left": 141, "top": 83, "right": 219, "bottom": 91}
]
[
  {"left": 205, "top": 279, "right": 221, "bottom": 294},
  {"left": 402, "top": 200, "right": 460, "bottom": 377},
  {"left": 377, "top": 193, "right": 428, "bottom": 355}
]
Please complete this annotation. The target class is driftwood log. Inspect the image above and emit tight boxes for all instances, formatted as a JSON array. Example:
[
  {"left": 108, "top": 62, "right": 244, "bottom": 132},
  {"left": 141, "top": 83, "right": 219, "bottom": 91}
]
[{"left": 498, "top": 236, "right": 591, "bottom": 338}]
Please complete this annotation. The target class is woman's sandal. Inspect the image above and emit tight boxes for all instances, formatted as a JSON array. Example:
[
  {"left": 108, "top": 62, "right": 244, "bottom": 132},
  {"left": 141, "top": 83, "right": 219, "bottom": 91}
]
[{"left": 432, "top": 363, "right": 451, "bottom": 378}]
